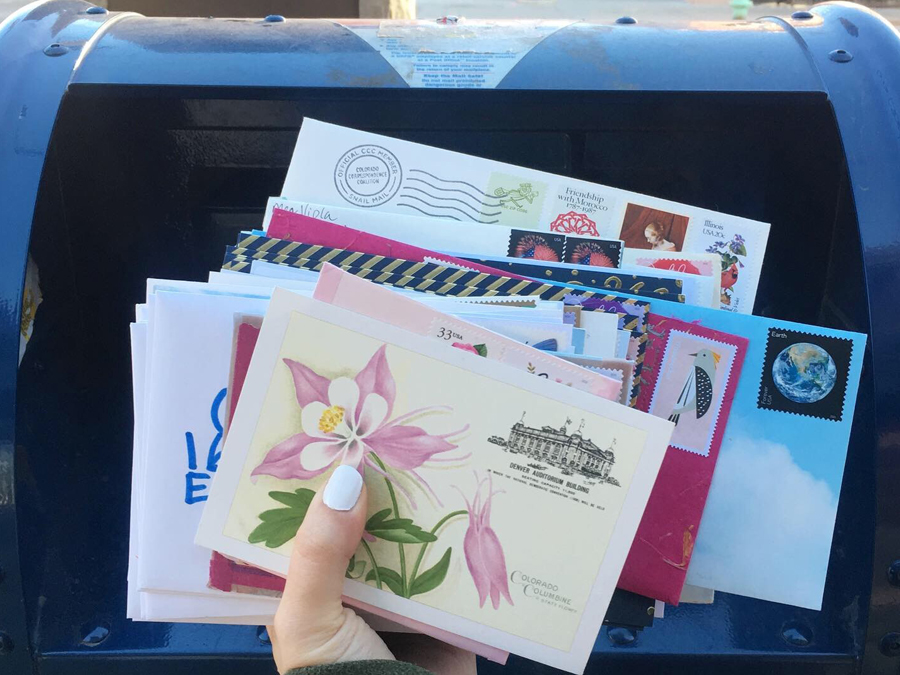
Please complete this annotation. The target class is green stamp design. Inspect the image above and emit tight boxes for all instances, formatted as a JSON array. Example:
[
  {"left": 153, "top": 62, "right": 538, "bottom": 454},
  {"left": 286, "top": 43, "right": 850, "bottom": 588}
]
[{"left": 486, "top": 173, "right": 547, "bottom": 227}]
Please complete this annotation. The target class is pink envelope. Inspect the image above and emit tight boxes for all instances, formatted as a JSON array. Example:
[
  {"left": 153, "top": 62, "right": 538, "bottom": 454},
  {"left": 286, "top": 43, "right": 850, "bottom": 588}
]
[
  {"left": 313, "top": 265, "right": 621, "bottom": 401},
  {"left": 212, "top": 318, "right": 508, "bottom": 664},
  {"left": 266, "top": 208, "right": 528, "bottom": 280},
  {"left": 617, "top": 313, "right": 748, "bottom": 604}
]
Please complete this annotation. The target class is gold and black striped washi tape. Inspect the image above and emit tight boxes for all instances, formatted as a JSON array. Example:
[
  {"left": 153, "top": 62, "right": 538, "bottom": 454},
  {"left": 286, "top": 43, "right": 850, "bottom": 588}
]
[{"left": 223, "top": 252, "right": 648, "bottom": 334}]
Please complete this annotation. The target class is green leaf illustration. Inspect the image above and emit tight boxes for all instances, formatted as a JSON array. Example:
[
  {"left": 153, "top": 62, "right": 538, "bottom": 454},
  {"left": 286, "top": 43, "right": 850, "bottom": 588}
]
[
  {"left": 720, "top": 253, "right": 739, "bottom": 271},
  {"left": 248, "top": 488, "right": 315, "bottom": 548},
  {"left": 409, "top": 547, "right": 452, "bottom": 597},
  {"left": 473, "top": 344, "right": 488, "bottom": 357},
  {"left": 734, "top": 243, "right": 748, "bottom": 256},
  {"left": 365, "top": 508, "right": 437, "bottom": 544},
  {"left": 367, "top": 518, "right": 439, "bottom": 544},
  {"left": 268, "top": 489, "right": 315, "bottom": 509},
  {"left": 365, "top": 567, "right": 405, "bottom": 596},
  {"left": 345, "top": 555, "right": 367, "bottom": 580},
  {"left": 365, "top": 508, "right": 393, "bottom": 531}
]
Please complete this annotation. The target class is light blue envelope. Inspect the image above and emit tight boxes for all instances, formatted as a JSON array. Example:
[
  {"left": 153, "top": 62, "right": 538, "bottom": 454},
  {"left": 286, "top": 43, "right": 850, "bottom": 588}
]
[{"left": 581, "top": 293, "right": 866, "bottom": 610}]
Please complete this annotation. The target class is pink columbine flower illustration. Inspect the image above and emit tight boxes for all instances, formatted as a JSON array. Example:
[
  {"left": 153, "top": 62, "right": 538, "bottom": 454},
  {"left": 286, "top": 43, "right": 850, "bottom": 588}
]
[
  {"left": 452, "top": 342, "right": 480, "bottom": 356},
  {"left": 456, "top": 473, "right": 513, "bottom": 610},
  {"left": 252, "top": 345, "right": 468, "bottom": 504}
]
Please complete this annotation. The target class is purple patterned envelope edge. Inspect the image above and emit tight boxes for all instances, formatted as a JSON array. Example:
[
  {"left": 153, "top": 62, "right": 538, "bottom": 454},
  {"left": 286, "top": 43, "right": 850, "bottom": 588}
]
[{"left": 563, "top": 293, "right": 648, "bottom": 333}]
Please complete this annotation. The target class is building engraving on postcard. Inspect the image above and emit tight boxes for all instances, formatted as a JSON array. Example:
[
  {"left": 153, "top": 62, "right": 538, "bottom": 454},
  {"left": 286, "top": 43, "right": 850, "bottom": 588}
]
[{"left": 498, "top": 413, "right": 617, "bottom": 482}]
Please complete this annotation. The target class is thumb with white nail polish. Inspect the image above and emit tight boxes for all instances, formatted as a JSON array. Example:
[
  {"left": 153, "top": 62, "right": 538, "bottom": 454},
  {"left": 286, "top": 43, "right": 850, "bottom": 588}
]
[
  {"left": 269, "top": 464, "right": 395, "bottom": 673},
  {"left": 323, "top": 465, "right": 365, "bottom": 511}
]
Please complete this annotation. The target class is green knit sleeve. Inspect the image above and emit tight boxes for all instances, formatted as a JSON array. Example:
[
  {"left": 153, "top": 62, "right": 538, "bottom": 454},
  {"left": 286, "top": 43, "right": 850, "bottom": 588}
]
[{"left": 285, "top": 660, "right": 432, "bottom": 675}]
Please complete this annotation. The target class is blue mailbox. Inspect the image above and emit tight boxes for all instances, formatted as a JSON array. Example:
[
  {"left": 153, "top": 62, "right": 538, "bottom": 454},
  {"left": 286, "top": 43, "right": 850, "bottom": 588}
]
[{"left": 1, "top": 1, "right": 898, "bottom": 673}]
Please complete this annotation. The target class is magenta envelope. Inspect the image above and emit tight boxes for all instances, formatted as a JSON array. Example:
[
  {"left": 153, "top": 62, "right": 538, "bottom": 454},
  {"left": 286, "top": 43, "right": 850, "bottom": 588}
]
[
  {"left": 266, "top": 208, "right": 528, "bottom": 280},
  {"left": 618, "top": 313, "right": 748, "bottom": 605}
]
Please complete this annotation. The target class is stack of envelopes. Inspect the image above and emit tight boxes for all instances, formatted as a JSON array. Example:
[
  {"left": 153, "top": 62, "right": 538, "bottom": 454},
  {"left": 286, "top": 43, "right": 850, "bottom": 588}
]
[{"left": 128, "top": 120, "right": 867, "bottom": 673}]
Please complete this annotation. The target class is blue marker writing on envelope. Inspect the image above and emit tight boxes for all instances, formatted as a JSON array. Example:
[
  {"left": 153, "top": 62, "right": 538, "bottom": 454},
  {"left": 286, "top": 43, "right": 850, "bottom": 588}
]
[{"left": 184, "top": 387, "right": 227, "bottom": 504}]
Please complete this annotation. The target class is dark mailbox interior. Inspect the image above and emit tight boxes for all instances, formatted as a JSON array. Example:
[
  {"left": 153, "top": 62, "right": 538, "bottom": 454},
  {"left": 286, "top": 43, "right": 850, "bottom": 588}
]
[{"left": 15, "top": 85, "right": 876, "bottom": 673}]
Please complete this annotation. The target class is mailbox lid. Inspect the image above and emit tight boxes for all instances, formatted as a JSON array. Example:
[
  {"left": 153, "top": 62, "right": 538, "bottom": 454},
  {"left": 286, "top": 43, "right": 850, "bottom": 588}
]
[{"left": 65, "top": 13, "right": 829, "bottom": 92}]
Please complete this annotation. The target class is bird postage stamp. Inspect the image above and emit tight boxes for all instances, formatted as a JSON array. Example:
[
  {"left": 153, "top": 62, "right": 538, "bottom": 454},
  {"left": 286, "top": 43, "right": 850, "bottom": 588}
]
[
  {"left": 648, "top": 329, "right": 739, "bottom": 457},
  {"left": 757, "top": 327, "right": 853, "bottom": 422}
]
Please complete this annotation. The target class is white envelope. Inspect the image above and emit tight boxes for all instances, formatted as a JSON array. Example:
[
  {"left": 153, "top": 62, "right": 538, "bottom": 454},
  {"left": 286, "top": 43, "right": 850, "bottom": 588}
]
[
  {"left": 137, "top": 290, "right": 269, "bottom": 597},
  {"left": 279, "top": 119, "right": 769, "bottom": 313}
]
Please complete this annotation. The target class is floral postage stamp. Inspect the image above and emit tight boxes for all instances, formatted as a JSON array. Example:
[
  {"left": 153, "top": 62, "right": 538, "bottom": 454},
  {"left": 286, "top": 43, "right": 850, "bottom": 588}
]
[
  {"left": 681, "top": 215, "right": 769, "bottom": 314},
  {"left": 648, "top": 329, "right": 738, "bottom": 457},
  {"left": 757, "top": 327, "right": 852, "bottom": 422}
]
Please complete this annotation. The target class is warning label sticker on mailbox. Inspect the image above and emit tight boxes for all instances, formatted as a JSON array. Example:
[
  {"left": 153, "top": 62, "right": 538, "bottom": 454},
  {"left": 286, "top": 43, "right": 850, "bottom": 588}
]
[{"left": 343, "top": 19, "right": 573, "bottom": 89}]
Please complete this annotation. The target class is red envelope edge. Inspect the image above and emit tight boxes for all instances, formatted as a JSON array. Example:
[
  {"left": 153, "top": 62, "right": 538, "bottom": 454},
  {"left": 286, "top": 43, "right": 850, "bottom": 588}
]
[
  {"left": 266, "top": 208, "right": 529, "bottom": 280},
  {"left": 617, "top": 313, "right": 748, "bottom": 605},
  {"left": 210, "top": 319, "right": 508, "bottom": 664}
]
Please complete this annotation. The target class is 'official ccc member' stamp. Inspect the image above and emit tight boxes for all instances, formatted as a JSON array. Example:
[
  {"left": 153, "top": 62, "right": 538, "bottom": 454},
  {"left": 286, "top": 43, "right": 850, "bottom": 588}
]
[
  {"left": 334, "top": 145, "right": 402, "bottom": 207},
  {"left": 757, "top": 327, "right": 852, "bottom": 422}
]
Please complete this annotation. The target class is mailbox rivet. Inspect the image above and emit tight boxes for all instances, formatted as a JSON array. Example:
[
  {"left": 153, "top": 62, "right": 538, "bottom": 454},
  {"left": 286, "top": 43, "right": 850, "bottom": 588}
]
[
  {"left": 0, "top": 632, "right": 13, "bottom": 655},
  {"left": 888, "top": 560, "right": 900, "bottom": 586},
  {"left": 43, "top": 43, "right": 69, "bottom": 57},
  {"left": 880, "top": 633, "right": 900, "bottom": 657},
  {"left": 607, "top": 627, "right": 637, "bottom": 646},
  {"left": 792, "top": 10, "right": 813, "bottom": 19},
  {"left": 85, "top": 6, "right": 108, "bottom": 13},
  {"left": 829, "top": 48, "right": 853, "bottom": 62},
  {"left": 615, "top": 16, "right": 637, "bottom": 24},
  {"left": 264, "top": 14, "right": 285, "bottom": 22},
  {"left": 257, "top": 626, "right": 271, "bottom": 645},
  {"left": 80, "top": 622, "right": 110, "bottom": 647},
  {"left": 781, "top": 622, "right": 812, "bottom": 647}
]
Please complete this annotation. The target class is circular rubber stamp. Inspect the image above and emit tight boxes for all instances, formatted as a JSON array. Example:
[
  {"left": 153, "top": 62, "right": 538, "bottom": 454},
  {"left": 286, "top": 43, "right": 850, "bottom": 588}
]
[{"left": 333, "top": 145, "right": 402, "bottom": 207}]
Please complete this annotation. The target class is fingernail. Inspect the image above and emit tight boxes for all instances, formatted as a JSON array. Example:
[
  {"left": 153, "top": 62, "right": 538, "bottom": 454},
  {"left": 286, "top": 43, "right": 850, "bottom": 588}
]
[{"left": 323, "top": 464, "right": 363, "bottom": 511}]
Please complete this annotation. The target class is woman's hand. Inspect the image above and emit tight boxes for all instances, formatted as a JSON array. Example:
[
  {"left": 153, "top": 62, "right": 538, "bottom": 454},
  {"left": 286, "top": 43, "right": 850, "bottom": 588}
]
[
  {"left": 269, "top": 465, "right": 394, "bottom": 671},
  {"left": 267, "top": 465, "right": 476, "bottom": 675}
]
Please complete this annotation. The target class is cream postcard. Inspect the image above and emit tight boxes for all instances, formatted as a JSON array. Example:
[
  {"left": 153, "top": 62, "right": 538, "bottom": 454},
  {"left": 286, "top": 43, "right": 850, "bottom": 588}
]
[{"left": 197, "top": 288, "right": 672, "bottom": 673}]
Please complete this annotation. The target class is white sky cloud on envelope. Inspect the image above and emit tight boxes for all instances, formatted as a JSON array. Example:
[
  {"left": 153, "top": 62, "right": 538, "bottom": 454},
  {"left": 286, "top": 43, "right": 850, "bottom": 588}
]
[{"left": 686, "top": 433, "right": 838, "bottom": 609}]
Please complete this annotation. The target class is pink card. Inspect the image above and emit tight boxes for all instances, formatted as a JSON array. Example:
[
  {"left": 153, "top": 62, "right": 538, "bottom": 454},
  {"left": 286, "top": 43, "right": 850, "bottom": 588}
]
[
  {"left": 211, "top": 318, "right": 508, "bottom": 663},
  {"left": 267, "top": 208, "right": 527, "bottom": 280},
  {"left": 226, "top": 319, "right": 261, "bottom": 428},
  {"left": 617, "top": 313, "right": 747, "bottom": 604},
  {"left": 634, "top": 257, "right": 715, "bottom": 277},
  {"left": 313, "top": 264, "right": 621, "bottom": 401},
  {"left": 209, "top": 551, "right": 284, "bottom": 596}
]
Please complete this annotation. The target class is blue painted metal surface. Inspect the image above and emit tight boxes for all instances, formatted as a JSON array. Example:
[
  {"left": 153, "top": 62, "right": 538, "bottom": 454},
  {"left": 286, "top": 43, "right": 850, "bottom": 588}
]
[
  {"left": 0, "top": 2, "right": 898, "bottom": 674},
  {"left": 0, "top": 3, "right": 135, "bottom": 673},
  {"left": 787, "top": 7, "right": 900, "bottom": 675}
]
